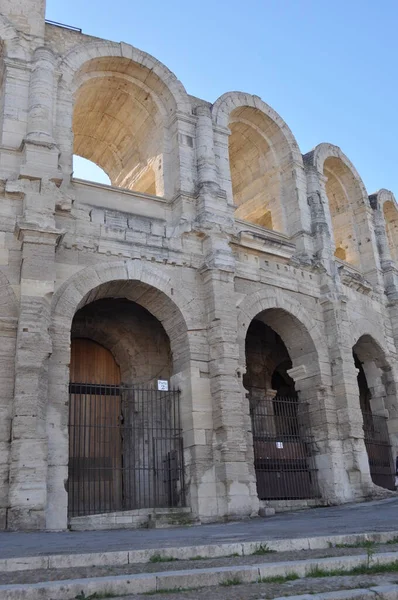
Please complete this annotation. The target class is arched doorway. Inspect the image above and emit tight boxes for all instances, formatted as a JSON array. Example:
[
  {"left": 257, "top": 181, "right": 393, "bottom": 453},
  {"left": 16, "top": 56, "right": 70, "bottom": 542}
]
[
  {"left": 245, "top": 318, "right": 319, "bottom": 500},
  {"left": 353, "top": 336, "right": 395, "bottom": 490},
  {"left": 68, "top": 298, "right": 185, "bottom": 517}
]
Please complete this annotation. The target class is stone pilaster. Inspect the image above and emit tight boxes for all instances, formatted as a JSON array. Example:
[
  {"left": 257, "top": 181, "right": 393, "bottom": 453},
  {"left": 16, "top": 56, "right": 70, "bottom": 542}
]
[
  {"left": 201, "top": 234, "right": 259, "bottom": 519},
  {"left": 8, "top": 220, "right": 63, "bottom": 530},
  {"left": 320, "top": 294, "right": 373, "bottom": 500},
  {"left": 20, "top": 47, "right": 61, "bottom": 181}
]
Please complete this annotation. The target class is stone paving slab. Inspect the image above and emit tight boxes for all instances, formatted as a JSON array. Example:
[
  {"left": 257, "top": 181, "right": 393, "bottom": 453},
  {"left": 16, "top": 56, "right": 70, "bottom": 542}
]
[
  {"left": 124, "top": 579, "right": 398, "bottom": 600},
  {"left": 1, "top": 550, "right": 398, "bottom": 600},
  {"left": 1, "top": 497, "right": 397, "bottom": 560},
  {"left": 2, "top": 542, "right": 398, "bottom": 585}
]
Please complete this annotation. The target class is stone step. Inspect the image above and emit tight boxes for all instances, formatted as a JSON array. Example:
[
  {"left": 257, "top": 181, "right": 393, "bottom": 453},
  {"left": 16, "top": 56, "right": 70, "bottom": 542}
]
[
  {"left": 1, "top": 550, "right": 398, "bottom": 600},
  {"left": 69, "top": 506, "right": 196, "bottom": 531},
  {"left": 1, "top": 529, "right": 397, "bottom": 573}
]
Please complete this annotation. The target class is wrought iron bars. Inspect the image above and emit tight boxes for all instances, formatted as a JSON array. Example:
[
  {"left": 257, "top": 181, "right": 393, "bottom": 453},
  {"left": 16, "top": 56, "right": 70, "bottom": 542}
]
[
  {"left": 362, "top": 411, "right": 395, "bottom": 491},
  {"left": 68, "top": 383, "right": 185, "bottom": 517},
  {"left": 249, "top": 391, "right": 319, "bottom": 500}
]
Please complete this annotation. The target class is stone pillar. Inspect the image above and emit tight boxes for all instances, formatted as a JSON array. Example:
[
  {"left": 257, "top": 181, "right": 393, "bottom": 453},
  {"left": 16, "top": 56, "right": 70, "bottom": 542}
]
[
  {"left": 320, "top": 295, "right": 373, "bottom": 500},
  {"left": 26, "top": 48, "right": 56, "bottom": 144},
  {"left": 8, "top": 202, "right": 63, "bottom": 528},
  {"left": 305, "top": 166, "right": 336, "bottom": 275},
  {"left": 201, "top": 234, "right": 259, "bottom": 519},
  {"left": 194, "top": 106, "right": 233, "bottom": 227},
  {"left": 196, "top": 106, "right": 218, "bottom": 186},
  {"left": 0, "top": 57, "right": 31, "bottom": 153},
  {"left": 0, "top": 316, "right": 17, "bottom": 529},
  {"left": 21, "top": 48, "right": 61, "bottom": 180}
]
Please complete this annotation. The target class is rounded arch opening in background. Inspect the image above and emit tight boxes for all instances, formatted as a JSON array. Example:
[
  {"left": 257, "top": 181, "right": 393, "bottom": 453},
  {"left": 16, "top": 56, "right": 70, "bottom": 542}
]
[
  {"left": 323, "top": 156, "right": 363, "bottom": 267},
  {"left": 353, "top": 335, "right": 395, "bottom": 490},
  {"left": 228, "top": 106, "right": 290, "bottom": 233},
  {"left": 383, "top": 200, "right": 398, "bottom": 262},
  {"left": 244, "top": 314, "right": 319, "bottom": 502},
  {"left": 72, "top": 56, "right": 172, "bottom": 196}
]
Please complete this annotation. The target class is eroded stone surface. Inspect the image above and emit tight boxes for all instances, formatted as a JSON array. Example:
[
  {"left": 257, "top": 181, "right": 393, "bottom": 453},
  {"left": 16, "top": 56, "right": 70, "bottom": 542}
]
[{"left": 0, "top": 1, "right": 397, "bottom": 531}]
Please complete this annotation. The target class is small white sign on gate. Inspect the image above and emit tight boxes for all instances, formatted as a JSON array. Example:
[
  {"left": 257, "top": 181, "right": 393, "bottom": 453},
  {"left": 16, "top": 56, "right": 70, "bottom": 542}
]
[
  {"left": 157, "top": 380, "right": 169, "bottom": 391},
  {"left": 276, "top": 441, "right": 284, "bottom": 449}
]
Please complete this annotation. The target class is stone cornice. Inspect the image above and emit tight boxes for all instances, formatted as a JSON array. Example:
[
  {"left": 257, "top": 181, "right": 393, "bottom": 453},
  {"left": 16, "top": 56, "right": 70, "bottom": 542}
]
[{"left": 15, "top": 221, "right": 65, "bottom": 246}]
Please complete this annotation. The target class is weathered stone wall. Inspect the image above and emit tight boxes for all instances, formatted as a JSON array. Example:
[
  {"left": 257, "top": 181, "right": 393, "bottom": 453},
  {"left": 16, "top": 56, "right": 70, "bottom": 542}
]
[{"left": 0, "top": 1, "right": 397, "bottom": 530}]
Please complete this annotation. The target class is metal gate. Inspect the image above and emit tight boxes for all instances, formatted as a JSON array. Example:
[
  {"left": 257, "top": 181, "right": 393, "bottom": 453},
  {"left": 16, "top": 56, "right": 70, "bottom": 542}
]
[
  {"left": 249, "top": 391, "right": 319, "bottom": 500},
  {"left": 68, "top": 383, "right": 185, "bottom": 517},
  {"left": 362, "top": 411, "right": 395, "bottom": 490}
]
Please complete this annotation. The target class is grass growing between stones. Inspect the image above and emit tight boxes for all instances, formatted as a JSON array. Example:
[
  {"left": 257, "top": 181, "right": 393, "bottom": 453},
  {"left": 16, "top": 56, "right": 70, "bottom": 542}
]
[
  {"left": 149, "top": 554, "right": 179, "bottom": 564},
  {"left": 307, "top": 560, "right": 398, "bottom": 578},
  {"left": 143, "top": 587, "right": 199, "bottom": 596},
  {"left": 259, "top": 573, "right": 300, "bottom": 584},
  {"left": 251, "top": 543, "right": 276, "bottom": 556},
  {"left": 75, "top": 592, "right": 118, "bottom": 599},
  {"left": 330, "top": 540, "right": 376, "bottom": 550}
]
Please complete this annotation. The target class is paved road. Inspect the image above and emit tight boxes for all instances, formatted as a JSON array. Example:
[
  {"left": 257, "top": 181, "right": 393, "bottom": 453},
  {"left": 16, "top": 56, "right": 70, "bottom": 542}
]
[{"left": 0, "top": 497, "right": 397, "bottom": 559}]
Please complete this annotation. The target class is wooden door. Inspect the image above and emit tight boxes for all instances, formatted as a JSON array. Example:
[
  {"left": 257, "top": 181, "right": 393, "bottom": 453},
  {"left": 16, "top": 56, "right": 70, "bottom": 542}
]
[{"left": 69, "top": 338, "right": 122, "bottom": 517}]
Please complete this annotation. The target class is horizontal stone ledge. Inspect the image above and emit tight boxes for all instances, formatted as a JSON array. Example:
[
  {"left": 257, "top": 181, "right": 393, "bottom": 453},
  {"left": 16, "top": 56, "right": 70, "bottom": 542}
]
[
  {"left": 2, "top": 552, "right": 398, "bottom": 600},
  {"left": 1, "top": 530, "right": 398, "bottom": 572}
]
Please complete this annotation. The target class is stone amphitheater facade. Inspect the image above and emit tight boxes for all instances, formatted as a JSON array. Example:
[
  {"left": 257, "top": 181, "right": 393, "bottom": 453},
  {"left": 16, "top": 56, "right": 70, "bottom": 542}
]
[{"left": 1, "top": 0, "right": 398, "bottom": 531}]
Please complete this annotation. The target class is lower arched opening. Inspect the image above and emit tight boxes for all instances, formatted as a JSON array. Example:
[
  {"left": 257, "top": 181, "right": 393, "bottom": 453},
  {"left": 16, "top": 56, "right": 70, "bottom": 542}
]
[
  {"left": 353, "top": 337, "right": 395, "bottom": 491},
  {"left": 245, "top": 317, "right": 320, "bottom": 501},
  {"left": 68, "top": 297, "right": 186, "bottom": 518}
]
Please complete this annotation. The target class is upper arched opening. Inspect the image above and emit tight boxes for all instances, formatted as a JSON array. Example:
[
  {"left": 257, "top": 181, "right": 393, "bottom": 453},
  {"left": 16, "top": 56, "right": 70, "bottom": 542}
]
[
  {"left": 309, "top": 144, "right": 370, "bottom": 269},
  {"left": 59, "top": 42, "right": 191, "bottom": 197},
  {"left": 381, "top": 193, "right": 398, "bottom": 262},
  {"left": 212, "top": 93, "right": 305, "bottom": 235},
  {"left": 323, "top": 156, "right": 362, "bottom": 266},
  {"left": 72, "top": 56, "right": 168, "bottom": 195}
]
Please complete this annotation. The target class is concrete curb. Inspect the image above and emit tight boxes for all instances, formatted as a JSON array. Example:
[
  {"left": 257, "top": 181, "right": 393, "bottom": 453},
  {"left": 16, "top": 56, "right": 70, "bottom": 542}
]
[
  {"left": 1, "top": 550, "right": 398, "bottom": 600},
  {"left": 272, "top": 584, "right": 398, "bottom": 600},
  {"left": 1, "top": 530, "right": 398, "bottom": 573}
]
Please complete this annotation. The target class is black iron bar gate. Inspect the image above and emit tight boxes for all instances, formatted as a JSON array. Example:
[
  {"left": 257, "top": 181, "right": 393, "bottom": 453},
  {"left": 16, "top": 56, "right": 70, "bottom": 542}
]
[
  {"left": 249, "top": 391, "right": 319, "bottom": 500},
  {"left": 68, "top": 383, "right": 185, "bottom": 517},
  {"left": 362, "top": 411, "right": 395, "bottom": 491}
]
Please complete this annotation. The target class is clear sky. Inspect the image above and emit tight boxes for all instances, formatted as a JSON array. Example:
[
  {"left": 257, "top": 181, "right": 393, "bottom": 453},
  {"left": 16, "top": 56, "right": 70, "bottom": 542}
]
[{"left": 46, "top": 0, "right": 398, "bottom": 195}]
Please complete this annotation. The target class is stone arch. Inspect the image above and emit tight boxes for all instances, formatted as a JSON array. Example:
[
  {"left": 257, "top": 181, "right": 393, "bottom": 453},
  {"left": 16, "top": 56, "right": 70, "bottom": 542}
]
[
  {"left": 212, "top": 92, "right": 309, "bottom": 236},
  {"left": 237, "top": 288, "right": 334, "bottom": 502},
  {"left": 237, "top": 289, "right": 328, "bottom": 375},
  {"left": 52, "top": 260, "right": 192, "bottom": 369},
  {"left": 71, "top": 297, "right": 173, "bottom": 384},
  {"left": 375, "top": 189, "right": 398, "bottom": 262},
  {"left": 55, "top": 41, "right": 191, "bottom": 196},
  {"left": 352, "top": 332, "right": 398, "bottom": 489},
  {"left": 46, "top": 260, "right": 196, "bottom": 529},
  {"left": 306, "top": 143, "right": 378, "bottom": 272}
]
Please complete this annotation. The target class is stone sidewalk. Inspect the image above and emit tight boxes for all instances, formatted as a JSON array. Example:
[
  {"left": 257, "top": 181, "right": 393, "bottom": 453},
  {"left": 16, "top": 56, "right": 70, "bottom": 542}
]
[{"left": 1, "top": 497, "right": 397, "bottom": 559}]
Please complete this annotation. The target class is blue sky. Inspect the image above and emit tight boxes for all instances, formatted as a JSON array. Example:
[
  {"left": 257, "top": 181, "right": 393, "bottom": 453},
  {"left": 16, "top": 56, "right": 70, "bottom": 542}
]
[{"left": 46, "top": 0, "right": 398, "bottom": 195}]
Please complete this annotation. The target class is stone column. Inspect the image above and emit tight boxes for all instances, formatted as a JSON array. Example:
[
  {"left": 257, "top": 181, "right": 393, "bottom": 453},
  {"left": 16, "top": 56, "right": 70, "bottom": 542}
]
[
  {"left": 320, "top": 295, "right": 373, "bottom": 500},
  {"left": 26, "top": 48, "right": 57, "bottom": 144},
  {"left": 21, "top": 48, "right": 61, "bottom": 180},
  {"left": 8, "top": 218, "right": 63, "bottom": 530},
  {"left": 0, "top": 58, "right": 31, "bottom": 152},
  {"left": 201, "top": 234, "right": 259, "bottom": 519},
  {"left": 0, "top": 316, "right": 17, "bottom": 529},
  {"left": 194, "top": 106, "right": 233, "bottom": 226}
]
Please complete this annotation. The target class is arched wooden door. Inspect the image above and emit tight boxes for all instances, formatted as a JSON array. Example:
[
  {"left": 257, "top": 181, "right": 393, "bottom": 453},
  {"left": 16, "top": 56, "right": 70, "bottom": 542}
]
[{"left": 68, "top": 338, "right": 122, "bottom": 517}]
